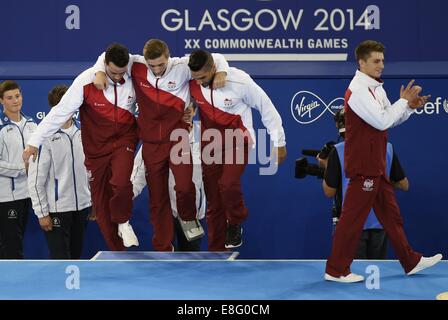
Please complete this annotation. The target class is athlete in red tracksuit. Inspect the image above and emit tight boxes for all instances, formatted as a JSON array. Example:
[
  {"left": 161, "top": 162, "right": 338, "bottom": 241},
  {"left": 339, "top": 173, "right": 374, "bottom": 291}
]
[
  {"left": 187, "top": 49, "right": 287, "bottom": 251},
  {"left": 93, "top": 39, "right": 230, "bottom": 251},
  {"left": 24, "top": 44, "right": 139, "bottom": 251},
  {"left": 325, "top": 40, "right": 441, "bottom": 283}
]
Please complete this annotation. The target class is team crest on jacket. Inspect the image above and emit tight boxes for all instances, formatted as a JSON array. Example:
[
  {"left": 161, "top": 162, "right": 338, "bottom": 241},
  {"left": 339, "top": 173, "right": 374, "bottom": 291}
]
[
  {"left": 224, "top": 98, "right": 233, "bottom": 108},
  {"left": 362, "top": 179, "right": 374, "bottom": 192},
  {"left": 167, "top": 81, "right": 176, "bottom": 89}
]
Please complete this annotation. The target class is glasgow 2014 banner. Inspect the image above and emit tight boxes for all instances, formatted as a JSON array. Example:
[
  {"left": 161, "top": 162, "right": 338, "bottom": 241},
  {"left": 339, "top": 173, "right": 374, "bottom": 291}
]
[{"left": 1, "top": 0, "right": 447, "bottom": 62}]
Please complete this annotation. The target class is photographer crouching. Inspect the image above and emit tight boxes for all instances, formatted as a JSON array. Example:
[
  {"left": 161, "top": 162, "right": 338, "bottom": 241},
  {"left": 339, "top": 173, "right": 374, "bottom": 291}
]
[{"left": 317, "top": 109, "right": 409, "bottom": 259}]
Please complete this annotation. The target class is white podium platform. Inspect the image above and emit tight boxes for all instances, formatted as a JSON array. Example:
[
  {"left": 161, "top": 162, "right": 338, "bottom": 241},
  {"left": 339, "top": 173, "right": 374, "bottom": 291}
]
[{"left": 91, "top": 251, "right": 239, "bottom": 261}]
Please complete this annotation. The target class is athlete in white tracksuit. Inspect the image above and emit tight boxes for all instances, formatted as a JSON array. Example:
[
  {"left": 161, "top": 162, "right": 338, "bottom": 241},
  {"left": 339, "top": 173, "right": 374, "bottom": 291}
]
[
  {"left": 0, "top": 80, "right": 37, "bottom": 259},
  {"left": 28, "top": 85, "right": 92, "bottom": 259}
]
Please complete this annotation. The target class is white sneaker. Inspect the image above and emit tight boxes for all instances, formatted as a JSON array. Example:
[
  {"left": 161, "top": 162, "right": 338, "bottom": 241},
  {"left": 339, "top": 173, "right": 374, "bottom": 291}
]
[
  {"left": 406, "top": 254, "right": 443, "bottom": 276},
  {"left": 324, "top": 273, "right": 365, "bottom": 283},
  {"left": 118, "top": 221, "right": 139, "bottom": 247}
]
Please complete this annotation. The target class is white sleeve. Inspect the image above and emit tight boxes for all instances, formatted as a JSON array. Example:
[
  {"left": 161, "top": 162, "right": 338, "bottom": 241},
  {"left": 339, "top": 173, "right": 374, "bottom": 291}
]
[
  {"left": 28, "top": 143, "right": 52, "bottom": 218},
  {"left": 0, "top": 132, "right": 26, "bottom": 178},
  {"left": 130, "top": 147, "right": 147, "bottom": 198},
  {"left": 92, "top": 52, "right": 107, "bottom": 73},
  {"left": 168, "top": 169, "right": 178, "bottom": 218},
  {"left": 348, "top": 90, "right": 414, "bottom": 131},
  {"left": 212, "top": 53, "right": 230, "bottom": 74},
  {"left": 381, "top": 92, "right": 414, "bottom": 128},
  {"left": 192, "top": 142, "right": 206, "bottom": 219},
  {"left": 27, "top": 77, "right": 84, "bottom": 148},
  {"left": 243, "top": 79, "right": 286, "bottom": 147}
]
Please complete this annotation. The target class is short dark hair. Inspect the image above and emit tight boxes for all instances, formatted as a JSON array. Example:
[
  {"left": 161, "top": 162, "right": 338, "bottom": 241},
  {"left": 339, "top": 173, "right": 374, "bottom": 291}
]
[
  {"left": 105, "top": 43, "right": 129, "bottom": 68},
  {"left": 355, "top": 40, "right": 385, "bottom": 63},
  {"left": 0, "top": 80, "right": 21, "bottom": 99},
  {"left": 143, "top": 39, "right": 169, "bottom": 60},
  {"left": 188, "top": 49, "right": 214, "bottom": 72},
  {"left": 48, "top": 85, "right": 69, "bottom": 108}
]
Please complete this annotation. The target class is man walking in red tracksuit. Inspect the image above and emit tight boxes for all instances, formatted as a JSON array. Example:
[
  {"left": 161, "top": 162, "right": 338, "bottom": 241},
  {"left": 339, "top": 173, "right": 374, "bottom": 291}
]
[
  {"left": 325, "top": 40, "right": 442, "bottom": 283},
  {"left": 187, "top": 49, "right": 287, "bottom": 251},
  {"left": 23, "top": 43, "right": 139, "bottom": 251},
  {"left": 93, "top": 39, "right": 230, "bottom": 251}
]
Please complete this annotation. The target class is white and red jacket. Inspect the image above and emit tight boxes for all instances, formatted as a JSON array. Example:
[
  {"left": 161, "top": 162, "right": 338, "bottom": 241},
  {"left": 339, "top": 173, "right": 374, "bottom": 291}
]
[
  {"left": 344, "top": 70, "right": 414, "bottom": 177},
  {"left": 93, "top": 53, "right": 229, "bottom": 143},
  {"left": 28, "top": 68, "right": 138, "bottom": 158},
  {"left": 0, "top": 113, "right": 37, "bottom": 202},
  {"left": 28, "top": 121, "right": 91, "bottom": 218},
  {"left": 189, "top": 67, "right": 286, "bottom": 148}
]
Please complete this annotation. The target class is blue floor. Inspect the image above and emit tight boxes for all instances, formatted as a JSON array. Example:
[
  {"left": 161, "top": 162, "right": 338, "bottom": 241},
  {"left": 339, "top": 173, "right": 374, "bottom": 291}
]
[{"left": 0, "top": 259, "right": 446, "bottom": 300}]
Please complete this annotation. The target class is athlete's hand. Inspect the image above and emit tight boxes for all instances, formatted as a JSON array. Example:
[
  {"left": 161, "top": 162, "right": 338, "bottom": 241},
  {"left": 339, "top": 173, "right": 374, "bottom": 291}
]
[
  {"left": 212, "top": 72, "right": 226, "bottom": 89},
  {"left": 400, "top": 80, "right": 431, "bottom": 109},
  {"left": 39, "top": 216, "right": 53, "bottom": 232},
  {"left": 272, "top": 146, "right": 287, "bottom": 165},
  {"left": 94, "top": 71, "right": 108, "bottom": 90},
  {"left": 23, "top": 145, "right": 38, "bottom": 164}
]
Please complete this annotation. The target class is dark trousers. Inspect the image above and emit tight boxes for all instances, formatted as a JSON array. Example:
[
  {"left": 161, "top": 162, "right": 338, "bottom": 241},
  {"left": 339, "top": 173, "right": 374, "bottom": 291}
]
[
  {"left": 44, "top": 208, "right": 90, "bottom": 259},
  {"left": 355, "top": 229, "right": 388, "bottom": 259},
  {"left": 142, "top": 142, "right": 196, "bottom": 251},
  {"left": 0, "top": 198, "right": 30, "bottom": 259},
  {"left": 202, "top": 144, "right": 249, "bottom": 251},
  {"left": 85, "top": 145, "right": 135, "bottom": 251},
  {"left": 326, "top": 175, "right": 421, "bottom": 276},
  {"left": 173, "top": 217, "right": 201, "bottom": 251}
]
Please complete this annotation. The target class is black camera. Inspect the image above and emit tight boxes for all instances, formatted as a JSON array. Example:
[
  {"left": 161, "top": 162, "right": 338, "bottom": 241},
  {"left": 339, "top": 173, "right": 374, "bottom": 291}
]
[
  {"left": 294, "top": 141, "right": 336, "bottom": 179},
  {"left": 334, "top": 108, "right": 345, "bottom": 136}
]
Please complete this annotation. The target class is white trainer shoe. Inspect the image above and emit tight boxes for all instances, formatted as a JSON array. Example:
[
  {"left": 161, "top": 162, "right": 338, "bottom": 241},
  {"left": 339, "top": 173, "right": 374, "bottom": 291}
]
[
  {"left": 407, "top": 254, "right": 443, "bottom": 276},
  {"left": 324, "top": 273, "right": 365, "bottom": 283},
  {"left": 118, "top": 221, "right": 139, "bottom": 247}
]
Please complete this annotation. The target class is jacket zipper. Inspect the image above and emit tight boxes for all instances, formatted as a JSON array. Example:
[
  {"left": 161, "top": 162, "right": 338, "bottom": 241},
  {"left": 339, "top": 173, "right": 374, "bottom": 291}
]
[
  {"left": 114, "top": 83, "right": 118, "bottom": 148},
  {"left": 156, "top": 78, "right": 162, "bottom": 140},
  {"left": 64, "top": 131, "right": 79, "bottom": 211},
  {"left": 210, "top": 88, "right": 215, "bottom": 125},
  {"left": 9, "top": 120, "right": 28, "bottom": 199}
]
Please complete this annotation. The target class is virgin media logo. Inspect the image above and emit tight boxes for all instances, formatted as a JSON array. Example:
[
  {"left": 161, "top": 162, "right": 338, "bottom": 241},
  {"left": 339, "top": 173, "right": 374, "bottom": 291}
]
[{"left": 290, "top": 91, "right": 344, "bottom": 124}]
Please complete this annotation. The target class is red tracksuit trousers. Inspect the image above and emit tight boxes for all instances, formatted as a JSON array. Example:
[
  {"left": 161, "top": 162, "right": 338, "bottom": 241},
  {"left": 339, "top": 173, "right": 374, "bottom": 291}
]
[
  {"left": 202, "top": 144, "right": 249, "bottom": 251},
  {"left": 142, "top": 141, "right": 197, "bottom": 251},
  {"left": 85, "top": 145, "right": 135, "bottom": 251},
  {"left": 326, "top": 175, "right": 422, "bottom": 276}
]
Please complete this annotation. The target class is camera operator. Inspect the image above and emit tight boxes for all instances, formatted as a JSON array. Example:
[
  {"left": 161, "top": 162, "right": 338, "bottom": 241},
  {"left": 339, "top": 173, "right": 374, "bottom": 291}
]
[{"left": 317, "top": 109, "right": 409, "bottom": 260}]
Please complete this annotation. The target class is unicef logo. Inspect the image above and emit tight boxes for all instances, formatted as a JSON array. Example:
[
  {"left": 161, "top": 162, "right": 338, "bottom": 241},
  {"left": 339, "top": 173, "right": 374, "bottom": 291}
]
[{"left": 290, "top": 91, "right": 344, "bottom": 124}]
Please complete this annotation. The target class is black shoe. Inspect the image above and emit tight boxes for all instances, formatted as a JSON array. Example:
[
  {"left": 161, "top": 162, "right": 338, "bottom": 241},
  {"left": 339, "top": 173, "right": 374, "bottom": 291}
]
[{"left": 225, "top": 223, "right": 242, "bottom": 248}]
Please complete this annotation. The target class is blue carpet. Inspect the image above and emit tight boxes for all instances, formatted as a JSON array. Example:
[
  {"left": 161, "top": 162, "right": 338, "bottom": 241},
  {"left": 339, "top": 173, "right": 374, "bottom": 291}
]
[{"left": 0, "top": 259, "right": 446, "bottom": 300}]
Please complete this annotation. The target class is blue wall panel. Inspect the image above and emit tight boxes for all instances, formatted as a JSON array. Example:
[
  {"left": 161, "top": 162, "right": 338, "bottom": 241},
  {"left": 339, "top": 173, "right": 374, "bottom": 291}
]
[{"left": 12, "top": 77, "right": 448, "bottom": 259}]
